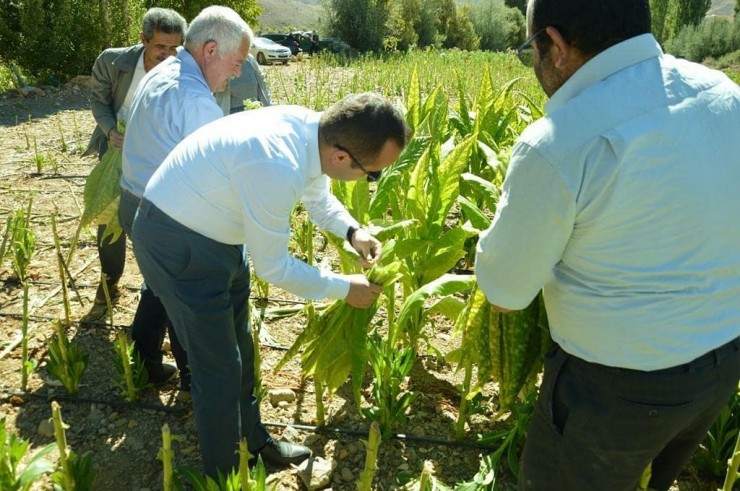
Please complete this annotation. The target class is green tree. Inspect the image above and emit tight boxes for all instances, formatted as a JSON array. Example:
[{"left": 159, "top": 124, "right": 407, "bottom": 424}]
[
  {"left": 650, "top": 0, "right": 674, "bottom": 43},
  {"left": 443, "top": 3, "right": 479, "bottom": 51},
  {"left": 330, "top": 0, "right": 391, "bottom": 51},
  {"left": 674, "top": 0, "right": 712, "bottom": 29},
  {"left": 143, "top": 0, "right": 261, "bottom": 24},
  {"left": 504, "top": 0, "right": 526, "bottom": 16},
  {"left": 385, "top": 0, "right": 421, "bottom": 50},
  {"left": 473, "top": 0, "right": 525, "bottom": 51}
]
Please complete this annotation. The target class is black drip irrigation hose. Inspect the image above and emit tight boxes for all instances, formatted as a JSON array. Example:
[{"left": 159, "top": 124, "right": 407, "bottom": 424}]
[{"left": 0, "top": 388, "right": 499, "bottom": 452}]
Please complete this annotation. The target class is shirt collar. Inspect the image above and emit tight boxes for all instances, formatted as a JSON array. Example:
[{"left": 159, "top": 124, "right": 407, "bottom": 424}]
[
  {"left": 305, "top": 111, "right": 323, "bottom": 178},
  {"left": 546, "top": 34, "right": 663, "bottom": 112}
]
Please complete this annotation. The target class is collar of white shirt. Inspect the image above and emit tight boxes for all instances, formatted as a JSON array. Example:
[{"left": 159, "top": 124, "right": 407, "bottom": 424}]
[{"left": 547, "top": 33, "right": 663, "bottom": 113}]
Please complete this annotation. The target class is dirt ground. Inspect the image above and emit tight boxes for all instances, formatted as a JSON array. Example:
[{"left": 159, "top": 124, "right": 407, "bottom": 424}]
[{"left": 0, "top": 64, "right": 726, "bottom": 490}]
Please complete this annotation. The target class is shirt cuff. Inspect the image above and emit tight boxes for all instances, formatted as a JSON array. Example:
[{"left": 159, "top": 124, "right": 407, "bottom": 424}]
[{"left": 324, "top": 274, "right": 351, "bottom": 300}]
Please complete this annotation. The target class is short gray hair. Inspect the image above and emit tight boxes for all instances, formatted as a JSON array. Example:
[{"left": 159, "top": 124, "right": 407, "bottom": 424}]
[
  {"left": 141, "top": 8, "right": 187, "bottom": 41},
  {"left": 184, "top": 6, "right": 253, "bottom": 58}
]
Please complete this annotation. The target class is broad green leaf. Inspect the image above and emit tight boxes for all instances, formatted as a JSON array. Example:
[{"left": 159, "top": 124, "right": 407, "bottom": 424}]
[
  {"left": 81, "top": 147, "right": 122, "bottom": 228},
  {"left": 396, "top": 274, "right": 476, "bottom": 332},
  {"left": 431, "top": 135, "right": 477, "bottom": 228},
  {"left": 427, "top": 296, "right": 467, "bottom": 321},
  {"left": 406, "top": 67, "right": 421, "bottom": 130},
  {"left": 418, "top": 226, "right": 475, "bottom": 285},
  {"left": 457, "top": 195, "right": 491, "bottom": 232}
]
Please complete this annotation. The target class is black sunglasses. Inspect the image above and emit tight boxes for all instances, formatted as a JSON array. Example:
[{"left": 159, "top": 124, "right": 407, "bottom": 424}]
[
  {"left": 335, "top": 144, "right": 382, "bottom": 182},
  {"left": 516, "top": 28, "right": 547, "bottom": 67}
]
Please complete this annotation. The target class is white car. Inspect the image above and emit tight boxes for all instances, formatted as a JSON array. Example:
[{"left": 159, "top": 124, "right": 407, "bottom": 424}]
[{"left": 250, "top": 37, "right": 292, "bottom": 65}]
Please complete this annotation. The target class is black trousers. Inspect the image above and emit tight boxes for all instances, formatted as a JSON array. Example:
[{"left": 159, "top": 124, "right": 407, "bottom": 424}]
[
  {"left": 96, "top": 224, "right": 125, "bottom": 289},
  {"left": 519, "top": 337, "right": 740, "bottom": 491}
]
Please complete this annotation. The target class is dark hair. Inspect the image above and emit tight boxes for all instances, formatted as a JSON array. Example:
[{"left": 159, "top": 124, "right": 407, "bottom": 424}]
[
  {"left": 530, "top": 0, "right": 651, "bottom": 57},
  {"left": 319, "top": 92, "right": 412, "bottom": 161},
  {"left": 141, "top": 8, "right": 187, "bottom": 41}
]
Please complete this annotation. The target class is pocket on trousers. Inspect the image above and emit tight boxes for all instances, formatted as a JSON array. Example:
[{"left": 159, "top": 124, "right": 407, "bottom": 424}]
[{"left": 538, "top": 345, "right": 570, "bottom": 436}]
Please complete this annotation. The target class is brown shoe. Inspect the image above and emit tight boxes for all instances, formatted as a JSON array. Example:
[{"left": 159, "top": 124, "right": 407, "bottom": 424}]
[{"left": 94, "top": 281, "right": 121, "bottom": 305}]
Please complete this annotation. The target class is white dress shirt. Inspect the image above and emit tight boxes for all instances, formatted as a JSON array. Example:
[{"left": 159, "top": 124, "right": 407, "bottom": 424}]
[
  {"left": 145, "top": 105, "right": 360, "bottom": 301},
  {"left": 475, "top": 34, "right": 740, "bottom": 370}
]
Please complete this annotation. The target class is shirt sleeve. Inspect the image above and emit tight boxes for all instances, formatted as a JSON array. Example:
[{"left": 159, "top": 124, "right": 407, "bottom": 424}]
[
  {"left": 475, "top": 142, "right": 575, "bottom": 310},
  {"left": 90, "top": 51, "right": 118, "bottom": 137},
  {"left": 231, "top": 162, "right": 351, "bottom": 300},
  {"left": 301, "top": 176, "right": 360, "bottom": 240}
]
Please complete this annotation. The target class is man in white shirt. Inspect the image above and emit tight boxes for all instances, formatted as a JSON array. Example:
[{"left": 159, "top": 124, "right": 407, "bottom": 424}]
[
  {"left": 474, "top": 0, "right": 740, "bottom": 490},
  {"left": 120, "top": 6, "right": 252, "bottom": 389},
  {"left": 131, "top": 92, "right": 411, "bottom": 477},
  {"left": 82, "top": 7, "right": 185, "bottom": 318}
]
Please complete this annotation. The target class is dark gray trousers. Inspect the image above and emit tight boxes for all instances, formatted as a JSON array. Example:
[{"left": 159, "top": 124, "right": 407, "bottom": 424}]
[
  {"left": 132, "top": 199, "right": 269, "bottom": 477},
  {"left": 119, "top": 189, "right": 187, "bottom": 375},
  {"left": 519, "top": 337, "right": 740, "bottom": 491}
]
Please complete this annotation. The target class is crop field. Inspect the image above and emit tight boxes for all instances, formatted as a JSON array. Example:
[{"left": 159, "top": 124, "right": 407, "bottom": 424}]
[{"left": 0, "top": 51, "right": 733, "bottom": 490}]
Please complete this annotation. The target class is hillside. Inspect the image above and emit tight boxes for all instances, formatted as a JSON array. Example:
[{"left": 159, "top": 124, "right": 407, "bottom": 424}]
[
  {"left": 257, "top": 0, "right": 322, "bottom": 32},
  {"left": 708, "top": 0, "right": 735, "bottom": 16}
]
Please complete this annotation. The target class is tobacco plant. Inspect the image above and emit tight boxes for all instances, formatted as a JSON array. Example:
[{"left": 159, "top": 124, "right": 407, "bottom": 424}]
[
  {"left": 8, "top": 199, "right": 36, "bottom": 391},
  {"left": 46, "top": 320, "right": 88, "bottom": 396},
  {"left": 0, "top": 418, "right": 56, "bottom": 491},
  {"left": 112, "top": 331, "right": 149, "bottom": 402},
  {"left": 51, "top": 401, "right": 96, "bottom": 490},
  {"left": 175, "top": 438, "right": 271, "bottom": 491}
]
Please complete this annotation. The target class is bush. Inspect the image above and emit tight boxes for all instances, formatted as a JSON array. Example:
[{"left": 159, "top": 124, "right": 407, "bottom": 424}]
[{"left": 667, "top": 15, "right": 740, "bottom": 63}]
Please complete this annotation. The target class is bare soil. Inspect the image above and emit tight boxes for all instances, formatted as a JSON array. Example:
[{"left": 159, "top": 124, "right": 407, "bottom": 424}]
[{"left": 0, "top": 65, "right": 724, "bottom": 490}]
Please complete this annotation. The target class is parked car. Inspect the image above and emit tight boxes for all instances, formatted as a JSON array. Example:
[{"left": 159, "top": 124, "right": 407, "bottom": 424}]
[
  {"left": 260, "top": 33, "right": 303, "bottom": 57},
  {"left": 250, "top": 37, "right": 292, "bottom": 65}
]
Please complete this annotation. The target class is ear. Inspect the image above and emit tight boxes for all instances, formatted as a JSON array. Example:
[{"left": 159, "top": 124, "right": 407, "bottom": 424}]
[
  {"left": 544, "top": 26, "right": 571, "bottom": 70},
  {"left": 202, "top": 40, "right": 219, "bottom": 61},
  {"left": 139, "top": 32, "right": 146, "bottom": 45}
]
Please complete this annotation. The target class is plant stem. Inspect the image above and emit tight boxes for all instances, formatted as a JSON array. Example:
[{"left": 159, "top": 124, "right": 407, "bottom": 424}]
[
  {"left": 51, "top": 211, "right": 71, "bottom": 325},
  {"left": 454, "top": 363, "right": 473, "bottom": 439},
  {"left": 239, "top": 437, "right": 252, "bottom": 490},
  {"left": 20, "top": 282, "right": 30, "bottom": 392},
  {"left": 315, "top": 380, "right": 325, "bottom": 427},
  {"left": 722, "top": 428, "right": 740, "bottom": 491},
  {"left": 357, "top": 422, "right": 381, "bottom": 491},
  {"left": 51, "top": 401, "right": 75, "bottom": 491},
  {"left": 162, "top": 423, "right": 173, "bottom": 491}
]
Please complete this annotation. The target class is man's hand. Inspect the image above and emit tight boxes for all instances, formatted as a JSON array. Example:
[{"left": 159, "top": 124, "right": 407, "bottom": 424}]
[
  {"left": 349, "top": 228, "right": 382, "bottom": 269},
  {"left": 108, "top": 128, "right": 124, "bottom": 149},
  {"left": 344, "top": 274, "right": 383, "bottom": 308}
]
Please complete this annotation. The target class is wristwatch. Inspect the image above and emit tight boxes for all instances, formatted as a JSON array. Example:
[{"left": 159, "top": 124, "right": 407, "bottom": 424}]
[{"left": 346, "top": 225, "right": 358, "bottom": 243}]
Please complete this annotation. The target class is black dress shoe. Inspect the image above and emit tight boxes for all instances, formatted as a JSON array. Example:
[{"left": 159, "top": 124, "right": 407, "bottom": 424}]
[
  {"left": 257, "top": 438, "right": 312, "bottom": 468},
  {"left": 146, "top": 363, "right": 177, "bottom": 385}
]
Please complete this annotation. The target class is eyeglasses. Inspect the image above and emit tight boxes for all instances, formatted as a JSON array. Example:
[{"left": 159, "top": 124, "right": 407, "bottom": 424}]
[
  {"left": 516, "top": 28, "right": 547, "bottom": 67},
  {"left": 335, "top": 144, "right": 382, "bottom": 182}
]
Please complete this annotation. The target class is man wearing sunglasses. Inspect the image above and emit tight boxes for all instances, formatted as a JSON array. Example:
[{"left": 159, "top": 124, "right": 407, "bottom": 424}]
[
  {"left": 131, "top": 92, "right": 411, "bottom": 479},
  {"left": 475, "top": 0, "right": 740, "bottom": 490}
]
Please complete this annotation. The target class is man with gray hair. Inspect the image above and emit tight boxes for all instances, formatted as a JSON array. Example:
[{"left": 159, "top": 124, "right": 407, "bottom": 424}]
[
  {"left": 82, "top": 7, "right": 186, "bottom": 323},
  {"left": 132, "top": 92, "right": 411, "bottom": 477},
  {"left": 120, "top": 6, "right": 252, "bottom": 389}
]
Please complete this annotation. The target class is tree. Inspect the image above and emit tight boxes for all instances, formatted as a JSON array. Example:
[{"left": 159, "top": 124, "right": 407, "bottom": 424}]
[
  {"left": 504, "top": 0, "right": 526, "bottom": 16},
  {"left": 330, "top": 0, "right": 390, "bottom": 51},
  {"left": 143, "top": 0, "right": 261, "bottom": 24},
  {"left": 674, "top": 0, "right": 712, "bottom": 29},
  {"left": 473, "top": 0, "right": 525, "bottom": 51},
  {"left": 443, "top": 3, "right": 479, "bottom": 51},
  {"left": 385, "top": 0, "right": 421, "bottom": 50}
]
